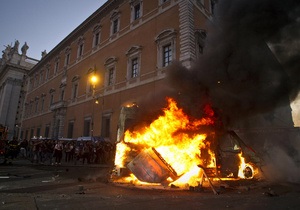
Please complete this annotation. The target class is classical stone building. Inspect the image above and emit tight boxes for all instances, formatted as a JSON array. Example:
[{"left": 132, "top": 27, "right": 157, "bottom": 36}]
[
  {"left": 20, "top": 0, "right": 296, "bottom": 146},
  {"left": 21, "top": 0, "right": 215, "bottom": 141},
  {"left": 0, "top": 41, "right": 38, "bottom": 139}
]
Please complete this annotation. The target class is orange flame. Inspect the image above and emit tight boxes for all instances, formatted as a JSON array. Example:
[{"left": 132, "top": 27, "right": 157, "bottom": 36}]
[
  {"left": 238, "top": 153, "right": 256, "bottom": 179},
  {"left": 114, "top": 97, "right": 216, "bottom": 187}
]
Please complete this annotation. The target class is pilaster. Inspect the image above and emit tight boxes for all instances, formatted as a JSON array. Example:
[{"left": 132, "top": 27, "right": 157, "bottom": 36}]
[{"left": 179, "top": 0, "right": 196, "bottom": 69}]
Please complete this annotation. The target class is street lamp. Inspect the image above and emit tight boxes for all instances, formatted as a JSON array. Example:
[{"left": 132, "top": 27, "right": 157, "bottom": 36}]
[
  {"left": 89, "top": 73, "right": 99, "bottom": 139},
  {"left": 90, "top": 74, "right": 98, "bottom": 97}
]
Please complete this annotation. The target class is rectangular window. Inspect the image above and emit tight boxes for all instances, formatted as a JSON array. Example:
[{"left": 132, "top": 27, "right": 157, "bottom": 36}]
[
  {"left": 67, "top": 54, "right": 70, "bottom": 65},
  {"left": 113, "top": 19, "right": 119, "bottom": 34},
  {"left": 41, "top": 98, "right": 45, "bottom": 112},
  {"left": 55, "top": 62, "right": 59, "bottom": 74},
  {"left": 131, "top": 58, "right": 138, "bottom": 78},
  {"left": 67, "top": 121, "right": 74, "bottom": 138},
  {"left": 50, "top": 94, "right": 54, "bottom": 105},
  {"left": 30, "top": 104, "right": 33, "bottom": 115},
  {"left": 101, "top": 116, "right": 110, "bottom": 138},
  {"left": 134, "top": 4, "right": 141, "bottom": 20},
  {"left": 163, "top": 44, "right": 172, "bottom": 67},
  {"left": 60, "top": 90, "right": 65, "bottom": 101},
  {"left": 35, "top": 101, "right": 39, "bottom": 113},
  {"left": 44, "top": 125, "right": 50, "bottom": 138},
  {"left": 65, "top": 53, "right": 70, "bottom": 66},
  {"left": 94, "top": 32, "right": 100, "bottom": 47},
  {"left": 39, "top": 72, "right": 43, "bottom": 84},
  {"left": 78, "top": 43, "right": 83, "bottom": 58},
  {"left": 46, "top": 68, "right": 50, "bottom": 80},
  {"left": 25, "top": 130, "right": 28, "bottom": 140},
  {"left": 35, "top": 75, "right": 38, "bottom": 87},
  {"left": 30, "top": 129, "right": 34, "bottom": 139},
  {"left": 83, "top": 119, "right": 91, "bottom": 136},
  {"left": 108, "top": 68, "right": 114, "bottom": 86},
  {"left": 73, "top": 84, "right": 78, "bottom": 99},
  {"left": 36, "top": 127, "right": 41, "bottom": 138}
]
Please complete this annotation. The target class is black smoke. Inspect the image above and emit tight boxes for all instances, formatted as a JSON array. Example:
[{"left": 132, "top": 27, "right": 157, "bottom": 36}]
[
  {"left": 168, "top": 0, "right": 300, "bottom": 127},
  {"left": 167, "top": 0, "right": 300, "bottom": 183}
]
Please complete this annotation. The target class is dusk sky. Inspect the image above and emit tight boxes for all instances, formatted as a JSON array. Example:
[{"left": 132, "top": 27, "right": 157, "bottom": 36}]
[{"left": 0, "top": 0, "right": 107, "bottom": 60}]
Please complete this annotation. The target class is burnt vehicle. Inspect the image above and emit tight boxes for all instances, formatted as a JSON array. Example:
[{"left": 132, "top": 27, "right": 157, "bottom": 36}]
[
  {"left": 113, "top": 102, "right": 262, "bottom": 185},
  {"left": 121, "top": 130, "right": 262, "bottom": 184},
  {"left": 203, "top": 130, "right": 262, "bottom": 179}
]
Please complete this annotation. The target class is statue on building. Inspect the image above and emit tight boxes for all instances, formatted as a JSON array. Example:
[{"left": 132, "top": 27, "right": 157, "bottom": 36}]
[
  {"left": 13, "top": 40, "right": 19, "bottom": 54},
  {"left": 41, "top": 50, "right": 47, "bottom": 58},
  {"left": 2, "top": 50, "right": 8, "bottom": 61},
  {"left": 21, "top": 42, "right": 29, "bottom": 55},
  {"left": 2, "top": 45, "right": 12, "bottom": 61}
]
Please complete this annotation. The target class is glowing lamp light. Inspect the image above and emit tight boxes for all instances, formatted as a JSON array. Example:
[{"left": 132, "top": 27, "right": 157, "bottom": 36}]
[{"left": 90, "top": 75, "right": 98, "bottom": 85}]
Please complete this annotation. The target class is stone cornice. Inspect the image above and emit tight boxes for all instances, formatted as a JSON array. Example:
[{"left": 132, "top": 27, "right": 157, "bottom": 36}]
[{"left": 4, "top": 77, "right": 23, "bottom": 86}]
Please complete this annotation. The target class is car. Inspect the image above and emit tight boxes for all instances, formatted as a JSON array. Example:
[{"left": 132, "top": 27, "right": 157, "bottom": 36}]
[{"left": 203, "top": 130, "right": 262, "bottom": 179}]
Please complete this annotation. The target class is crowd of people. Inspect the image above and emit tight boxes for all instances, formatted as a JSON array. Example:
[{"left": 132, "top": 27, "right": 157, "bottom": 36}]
[{"left": 1, "top": 138, "right": 116, "bottom": 166}]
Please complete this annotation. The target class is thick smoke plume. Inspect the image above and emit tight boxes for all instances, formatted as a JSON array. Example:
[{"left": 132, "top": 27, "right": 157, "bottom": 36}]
[
  {"left": 166, "top": 0, "right": 300, "bottom": 183},
  {"left": 168, "top": 0, "right": 300, "bottom": 125}
]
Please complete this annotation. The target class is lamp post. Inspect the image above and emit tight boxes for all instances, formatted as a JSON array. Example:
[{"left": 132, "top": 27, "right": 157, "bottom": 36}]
[
  {"left": 90, "top": 73, "right": 98, "bottom": 139},
  {"left": 90, "top": 75, "right": 98, "bottom": 94}
]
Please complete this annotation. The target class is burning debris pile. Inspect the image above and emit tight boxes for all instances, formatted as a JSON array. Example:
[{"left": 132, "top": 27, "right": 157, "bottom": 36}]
[{"left": 112, "top": 98, "right": 260, "bottom": 189}]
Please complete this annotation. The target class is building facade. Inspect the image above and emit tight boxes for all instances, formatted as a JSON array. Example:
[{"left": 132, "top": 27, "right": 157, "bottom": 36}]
[
  {"left": 21, "top": 0, "right": 215, "bottom": 141},
  {"left": 0, "top": 41, "right": 38, "bottom": 139}
]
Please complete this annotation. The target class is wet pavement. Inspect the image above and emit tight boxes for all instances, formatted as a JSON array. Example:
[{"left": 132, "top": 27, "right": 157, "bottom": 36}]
[{"left": 0, "top": 159, "right": 300, "bottom": 210}]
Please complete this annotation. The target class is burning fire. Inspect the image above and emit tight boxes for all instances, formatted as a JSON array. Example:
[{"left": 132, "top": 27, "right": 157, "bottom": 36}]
[
  {"left": 114, "top": 97, "right": 257, "bottom": 188},
  {"left": 238, "top": 153, "right": 256, "bottom": 179}
]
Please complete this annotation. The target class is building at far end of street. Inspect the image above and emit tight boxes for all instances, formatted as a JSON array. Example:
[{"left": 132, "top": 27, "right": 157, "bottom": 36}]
[{"left": 0, "top": 41, "right": 38, "bottom": 140}]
